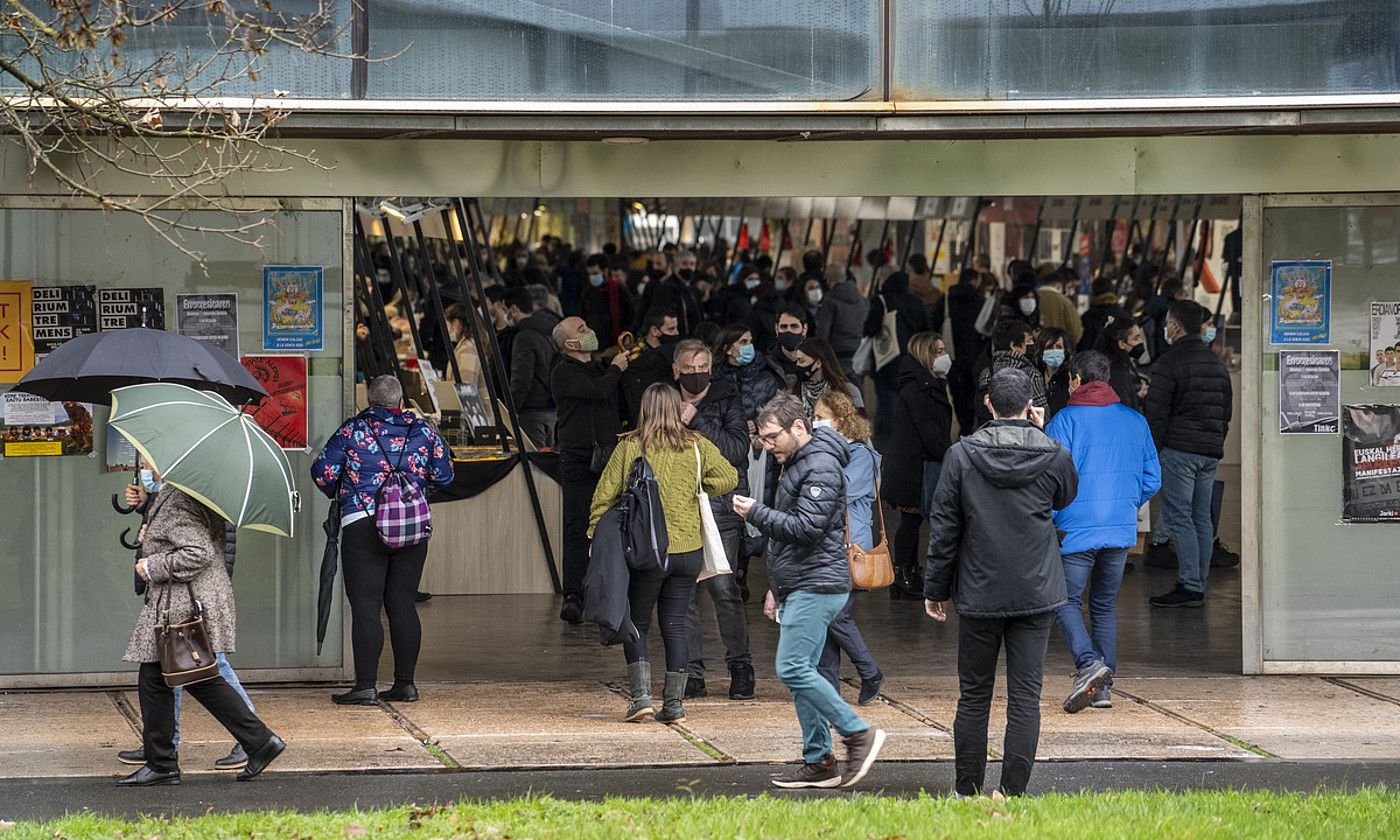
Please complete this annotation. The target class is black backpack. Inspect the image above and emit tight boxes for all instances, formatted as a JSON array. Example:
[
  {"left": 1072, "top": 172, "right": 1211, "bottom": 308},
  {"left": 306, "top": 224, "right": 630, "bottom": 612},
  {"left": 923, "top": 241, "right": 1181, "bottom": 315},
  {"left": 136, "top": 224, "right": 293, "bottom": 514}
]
[{"left": 617, "top": 455, "right": 668, "bottom": 572}]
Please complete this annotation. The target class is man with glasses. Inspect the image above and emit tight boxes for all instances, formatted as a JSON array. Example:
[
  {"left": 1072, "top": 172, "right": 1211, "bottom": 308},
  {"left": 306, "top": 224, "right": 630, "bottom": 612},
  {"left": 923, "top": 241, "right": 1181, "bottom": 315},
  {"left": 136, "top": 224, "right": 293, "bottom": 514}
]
[{"left": 733, "top": 394, "right": 886, "bottom": 789}]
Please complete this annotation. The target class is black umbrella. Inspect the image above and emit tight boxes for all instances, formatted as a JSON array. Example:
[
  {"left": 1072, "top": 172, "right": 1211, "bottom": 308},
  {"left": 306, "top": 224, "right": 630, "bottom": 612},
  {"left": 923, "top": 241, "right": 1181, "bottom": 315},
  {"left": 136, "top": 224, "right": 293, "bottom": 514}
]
[
  {"left": 14, "top": 328, "right": 267, "bottom": 406},
  {"left": 316, "top": 500, "right": 341, "bottom": 655}
]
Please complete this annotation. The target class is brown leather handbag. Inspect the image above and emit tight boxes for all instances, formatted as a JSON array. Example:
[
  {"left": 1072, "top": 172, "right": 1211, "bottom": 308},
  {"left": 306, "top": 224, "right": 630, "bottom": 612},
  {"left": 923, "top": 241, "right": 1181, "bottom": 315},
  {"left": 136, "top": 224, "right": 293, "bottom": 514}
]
[
  {"left": 846, "top": 459, "right": 894, "bottom": 591},
  {"left": 154, "top": 581, "right": 220, "bottom": 688}
]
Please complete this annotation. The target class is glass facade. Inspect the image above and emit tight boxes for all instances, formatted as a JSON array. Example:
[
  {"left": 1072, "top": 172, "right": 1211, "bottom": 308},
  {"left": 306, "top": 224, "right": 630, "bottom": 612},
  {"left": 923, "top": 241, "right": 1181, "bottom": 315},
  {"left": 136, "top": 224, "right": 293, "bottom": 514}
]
[
  {"left": 0, "top": 206, "right": 345, "bottom": 676},
  {"left": 893, "top": 1, "right": 1400, "bottom": 101},
  {"left": 1259, "top": 201, "right": 1400, "bottom": 662}
]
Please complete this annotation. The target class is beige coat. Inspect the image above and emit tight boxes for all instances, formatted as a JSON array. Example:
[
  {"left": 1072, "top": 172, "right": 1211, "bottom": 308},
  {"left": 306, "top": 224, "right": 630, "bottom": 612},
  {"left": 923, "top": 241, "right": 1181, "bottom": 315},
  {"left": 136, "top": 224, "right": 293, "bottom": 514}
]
[
  {"left": 453, "top": 335, "right": 496, "bottom": 423},
  {"left": 123, "top": 488, "right": 237, "bottom": 663}
]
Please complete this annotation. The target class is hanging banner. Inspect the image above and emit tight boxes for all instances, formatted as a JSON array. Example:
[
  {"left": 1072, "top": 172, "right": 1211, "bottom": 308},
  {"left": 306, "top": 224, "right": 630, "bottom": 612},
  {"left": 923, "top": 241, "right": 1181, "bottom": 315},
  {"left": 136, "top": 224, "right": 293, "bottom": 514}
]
[
  {"left": 31, "top": 285, "right": 97, "bottom": 360},
  {"left": 1, "top": 394, "right": 94, "bottom": 457},
  {"left": 0, "top": 279, "right": 34, "bottom": 383},
  {"left": 239, "top": 354, "right": 309, "bottom": 450},
  {"left": 1279, "top": 350, "right": 1341, "bottom": 435},
  {"left": 1269, "top": 260, "right": 1331, "bottom": 345},
  {"left": 1341, "top": 404, "right": 1400, "bottom": 522},
  {"left": 98, "top": 288, "right": 165, "bottom": 331},
  {"left": 1369, "top": 301, "right": 1400, "bottom": 386},
  {"left": 176, "top": 293, "right": 240, "bottom": 360},
  {"left": 262, "top": 265, "right": 323, "bottom": 351}
]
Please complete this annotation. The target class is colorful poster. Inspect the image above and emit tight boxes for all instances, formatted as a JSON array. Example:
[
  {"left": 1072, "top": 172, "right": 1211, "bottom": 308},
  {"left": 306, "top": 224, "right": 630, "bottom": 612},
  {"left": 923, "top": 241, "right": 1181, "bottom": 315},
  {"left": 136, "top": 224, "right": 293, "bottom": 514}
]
[
  {"left": 1341, "top": 404, "right": 1400, "bottom": 522},
  {"left": 1, "top": 393, "right": 94, "bottom": 457},
  {"left": 31, "top": 285, "right": 97, "bottom": 360},
  {"left": 1369, "top": 301, "right": 1400, "bottom": 387},
  {"left": 1279, "top": 350, "right": 1341, "bottom": 435},
  {"left": 263, "top": 266, "right": 323, "bottom": 351},
  {"left": 239, "top": 354, "right": 309, "bottom": 450},
  {"left": 98, "top": 288, "right": 165, "bottom": 331},
  {"left": 176, "top": 293, "right": 239, "bottom": 359},
  {"left": 0, "top": 279, "right": 34, "bottom": 383},
  {"left": 1269, "top": 260, "right": 1331, "bottom": 345}
]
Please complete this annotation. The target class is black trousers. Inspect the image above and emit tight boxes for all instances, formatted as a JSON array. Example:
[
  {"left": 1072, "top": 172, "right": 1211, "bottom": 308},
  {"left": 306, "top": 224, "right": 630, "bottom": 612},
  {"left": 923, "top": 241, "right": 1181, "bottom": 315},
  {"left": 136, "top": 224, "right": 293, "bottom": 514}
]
[
  {"left": 342, "top": 518, "right": 430, "bottom": 689},
  {"left": 623, "top": 549, "right": 703, "bottom": 672},
  {"left": 953, "top": 611, "right": 1053, "bottom": 797},
  {"left": 138, "top": 661, "right": 271, "bottom": 772},
  {"left": 894, "top": 511, "right": 924, "bottom": 580},
  {"left": 559, "top": 449, "right": 601, "bottom": 599}
]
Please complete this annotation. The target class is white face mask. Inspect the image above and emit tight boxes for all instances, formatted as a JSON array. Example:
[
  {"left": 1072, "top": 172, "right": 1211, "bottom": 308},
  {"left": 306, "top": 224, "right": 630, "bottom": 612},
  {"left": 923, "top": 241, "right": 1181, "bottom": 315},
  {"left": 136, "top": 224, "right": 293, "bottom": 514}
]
[
  {"left": 1018, "top": 298, "right": 1037, "bottom": 316},
  {"left": 812, "top": 418, "right": 833, "bottom": 430},
  {"left": 807, "top": 288, "right": 823, "bottom": 306},
  {"left": 931, "top": 354, "right": 952, "bottom": 377}
]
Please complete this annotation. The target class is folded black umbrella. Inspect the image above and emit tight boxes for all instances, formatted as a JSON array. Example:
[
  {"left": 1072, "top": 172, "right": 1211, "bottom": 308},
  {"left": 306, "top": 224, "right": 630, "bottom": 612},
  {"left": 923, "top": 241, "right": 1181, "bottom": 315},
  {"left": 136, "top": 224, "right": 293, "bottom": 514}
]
[
  {"left": 14, "top": 328, "right": 267, "bottom": 405},
  {"left": 316, "top": 499, "right": 340, "bottom": 655}
]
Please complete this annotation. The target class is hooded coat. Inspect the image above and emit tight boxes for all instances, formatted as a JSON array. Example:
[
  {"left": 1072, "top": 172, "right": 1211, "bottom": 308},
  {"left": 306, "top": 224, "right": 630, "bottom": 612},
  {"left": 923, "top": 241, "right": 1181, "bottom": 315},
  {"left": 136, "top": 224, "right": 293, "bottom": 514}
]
[
  {"left": 882, "top": 354, "right": 953, "bottom": 508},
  {"left": 924, "top": 420, "right": 1078, "bottom": 618},
  {"left": 814, "top": 280, "right": 870, "bottom": 360},
  {"left": 510, "top": 308, "right": 561, "bottom": 411},
  {"left": 747, "top": 426, "right": 852, "bottom": 601}
]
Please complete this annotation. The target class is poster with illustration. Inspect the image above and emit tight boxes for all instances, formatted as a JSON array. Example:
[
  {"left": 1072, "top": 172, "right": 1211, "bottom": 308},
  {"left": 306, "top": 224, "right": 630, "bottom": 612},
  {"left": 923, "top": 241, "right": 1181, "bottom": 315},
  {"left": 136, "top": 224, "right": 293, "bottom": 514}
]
[
  {"left": 1369, "top": 301, "right": 1400, "bottom": 387},
  {"left": 1341, "top": 404, "right": 1400, "bottom": 522},
  {"left": 1, "top": 393, "right": 94, "bottom": 457},
  {"left": 239, "top": 354, "right": 309, "bottom": 450},
  {"left": 262, "top": 265, "right": 323, "bottom": 351},
  {"left": 1269, "top": 260, "right": 1330, "bottom": 345}
]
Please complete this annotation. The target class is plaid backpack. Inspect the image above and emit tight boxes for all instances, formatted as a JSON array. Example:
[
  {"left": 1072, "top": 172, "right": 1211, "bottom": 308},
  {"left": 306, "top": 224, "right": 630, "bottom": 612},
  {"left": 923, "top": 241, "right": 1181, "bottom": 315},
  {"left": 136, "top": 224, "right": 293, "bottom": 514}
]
[{"left": 369, "top": 422, "right": 432, "bottom": 549}]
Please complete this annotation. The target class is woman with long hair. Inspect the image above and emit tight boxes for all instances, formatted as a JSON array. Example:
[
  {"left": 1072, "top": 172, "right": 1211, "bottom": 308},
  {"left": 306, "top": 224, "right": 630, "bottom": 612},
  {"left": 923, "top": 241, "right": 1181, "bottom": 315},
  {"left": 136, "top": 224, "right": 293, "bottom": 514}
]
[
  {"left": 589, "top": 383, "right": 738, "bottom": 724},
  {"left": 712, "top": 324, "right": 786, "bottom": 429},
  {"left": 882, "top": 332, "right": 953, "bottom": 598},
  {"left": 1035, "top": 326, "right": 1073, "bottom": 421},
  {"left": 812, "top": 390, "right": 884, "bottom": 704},
  {"left": 1095, "top": 317, "right": 1148, "bottom": 412},
  {"left": 792, "top": 337, "right": 864, "bottom": 418}
]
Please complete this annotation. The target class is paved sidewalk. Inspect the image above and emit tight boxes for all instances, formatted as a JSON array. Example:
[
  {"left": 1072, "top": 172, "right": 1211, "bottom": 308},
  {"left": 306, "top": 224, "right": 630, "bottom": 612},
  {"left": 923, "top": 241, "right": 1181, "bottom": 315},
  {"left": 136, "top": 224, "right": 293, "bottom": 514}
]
[{"left": 5, "top": 674, "right": 1400, "bottom": 780}]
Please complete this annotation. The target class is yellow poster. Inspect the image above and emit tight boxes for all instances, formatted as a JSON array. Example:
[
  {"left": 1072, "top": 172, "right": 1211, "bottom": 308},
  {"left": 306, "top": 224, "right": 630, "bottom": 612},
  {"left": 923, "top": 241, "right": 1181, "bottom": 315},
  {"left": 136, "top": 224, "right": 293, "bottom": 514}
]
[{"left": 0, "top": 280, "right": 34, "bottom": 383}]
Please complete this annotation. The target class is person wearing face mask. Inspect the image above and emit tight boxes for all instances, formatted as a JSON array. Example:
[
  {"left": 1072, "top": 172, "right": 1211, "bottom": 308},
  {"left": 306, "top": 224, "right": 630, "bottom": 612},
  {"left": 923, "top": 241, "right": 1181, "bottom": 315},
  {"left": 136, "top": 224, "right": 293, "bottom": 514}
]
[
  {"left": 1080, "top": 277, "right": 1134, "bottom": 354},
  {"left": 1144, "top": 300, "right": 1233, "bottom": 609},
  {"left": 801, "top": 278, "right": 826, "bottom": 322},
  {"left": 815, "top": 264, "right": 870, "bottom": 381},
  {"left": 1036, "top": 327, "right": 1073, "bottom": 421},
  {"left": 1004, "top": 283, "right": 1041, "bottom": 332},
  {"left": 443, "top": 303, "right": 496, "bottom": 426},
  {"left": 550, "top": 316, "right": 629, "bottom": 624},
  {"left": 671, "top": 339, "right": 755, "bottom": 701},
  {"left": 975, "top": 321, "right": 1047, "bottom": 428},
  {"left": 578, "top": 254, "right": 636, "bottom": 349},
  {"left": 791, "top": 338, "right": 864, "bottom": 419},
  {"left": 882, "top": 332, "right": 954, "bottom": 598},
  {"left": 114, "top": 464, "right": 256, "bottom": 776},
  {"left": 638, "top": 249, "right": 703, "bottom": 337},
  {"left": 1095, "top": 318, "right": 1148, "bottom": 412},
  {"left": 774, "top": 266, "right": 798, "bottom": 299},
  {"left": 623, "top": 308, "right": 682, "bottom": 426},
  {"left": 772, "top": 304, "right": 812, "bottom": 386}
]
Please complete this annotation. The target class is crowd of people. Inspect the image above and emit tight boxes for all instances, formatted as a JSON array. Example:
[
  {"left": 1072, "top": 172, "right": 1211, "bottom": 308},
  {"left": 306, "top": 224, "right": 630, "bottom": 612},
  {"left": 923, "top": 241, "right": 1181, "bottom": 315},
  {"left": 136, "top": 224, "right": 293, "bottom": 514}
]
[{"left": 340, "top": 234, "right": 1236, "bottom": 795}]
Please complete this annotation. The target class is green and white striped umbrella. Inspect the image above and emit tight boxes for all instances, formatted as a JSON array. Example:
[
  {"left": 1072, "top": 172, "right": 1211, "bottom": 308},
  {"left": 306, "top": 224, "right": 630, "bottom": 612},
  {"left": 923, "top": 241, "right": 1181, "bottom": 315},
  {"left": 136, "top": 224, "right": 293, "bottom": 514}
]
[{"left": 109, "top": 383, "right": 300, "bottom": 538}]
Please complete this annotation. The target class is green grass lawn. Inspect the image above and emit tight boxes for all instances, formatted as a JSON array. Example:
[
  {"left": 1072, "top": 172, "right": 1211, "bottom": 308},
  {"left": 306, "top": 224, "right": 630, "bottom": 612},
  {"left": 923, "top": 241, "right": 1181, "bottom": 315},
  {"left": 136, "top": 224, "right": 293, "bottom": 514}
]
[{"left": 7, "top": 789, "right": 1398, "bottom": 839}]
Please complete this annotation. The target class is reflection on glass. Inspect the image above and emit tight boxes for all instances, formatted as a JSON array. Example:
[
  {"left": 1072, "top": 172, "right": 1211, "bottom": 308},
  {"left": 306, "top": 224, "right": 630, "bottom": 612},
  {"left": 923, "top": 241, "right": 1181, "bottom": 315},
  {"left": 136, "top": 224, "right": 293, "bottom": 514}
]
[{"left": 894, "top": 1, "right": 1400, "bottom": 100}]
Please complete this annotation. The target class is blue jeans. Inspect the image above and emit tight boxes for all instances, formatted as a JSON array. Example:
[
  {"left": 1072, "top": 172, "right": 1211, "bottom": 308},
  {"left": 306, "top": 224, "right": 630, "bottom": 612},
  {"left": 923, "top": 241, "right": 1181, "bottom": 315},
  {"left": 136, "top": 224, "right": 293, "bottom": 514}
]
[
  {"left": 173, "top": 653, "right": 253, "bottom": 748},
  {"left": 776, "top": 591, "right": 870, "bottom": 764},
  {"left": 818, "top": 592, "right": 880, "bottom": 688},
  {"left": 1156, "top": 448, "right": 1219, "bottom": 594},
  {"left": 1054, "top": 547, "right": 1129, "bottom": 672}
]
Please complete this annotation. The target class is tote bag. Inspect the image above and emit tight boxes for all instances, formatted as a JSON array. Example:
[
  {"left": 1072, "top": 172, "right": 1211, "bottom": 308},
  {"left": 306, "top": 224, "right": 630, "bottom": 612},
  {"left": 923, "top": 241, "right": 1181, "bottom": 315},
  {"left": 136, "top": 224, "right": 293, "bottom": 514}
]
[
  {"left": 871, "top": 295, "right": 901, "bottom": 371},
  {"left": 744, "top": 447, "right": 767, "bottom": 540},
  {"left": 694, "top": 443, "right": 731, "bottom": 581}
]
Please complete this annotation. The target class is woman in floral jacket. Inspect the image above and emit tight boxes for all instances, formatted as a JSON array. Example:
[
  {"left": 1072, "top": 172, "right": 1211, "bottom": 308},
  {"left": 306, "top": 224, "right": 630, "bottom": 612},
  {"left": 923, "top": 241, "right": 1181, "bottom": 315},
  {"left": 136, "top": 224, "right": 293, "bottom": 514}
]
[{"left": 313, "top": 375, "right": 454, "bottom": 706}]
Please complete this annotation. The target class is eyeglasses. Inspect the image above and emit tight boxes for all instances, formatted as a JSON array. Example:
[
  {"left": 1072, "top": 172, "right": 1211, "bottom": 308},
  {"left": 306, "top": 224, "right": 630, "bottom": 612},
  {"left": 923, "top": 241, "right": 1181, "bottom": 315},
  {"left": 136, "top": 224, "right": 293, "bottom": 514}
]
[{"left": 757, "top": 428, "right": 789, "bottom": 445}]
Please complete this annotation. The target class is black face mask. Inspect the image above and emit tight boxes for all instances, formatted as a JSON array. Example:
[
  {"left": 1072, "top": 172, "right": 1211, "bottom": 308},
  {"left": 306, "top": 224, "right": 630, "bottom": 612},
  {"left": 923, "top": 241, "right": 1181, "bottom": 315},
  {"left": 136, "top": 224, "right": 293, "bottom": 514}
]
[
  {"left": 777, "top": 331, "right": 805, "bottom": 352},
  {"left": 678, "top": 269, "right": 695, "bottom": 282},
  {"left": 795, "top": 364, "right": 816, "bottom": 382},
  {"left": 677, "top": 371, "right": 710, "bottom": 394},
  {"left": 647, "top": 268, "right": 665, "bottom": 280},
  {"left": 1127, "top": 342, "right": 1146, "bottom": 360},
  {"left": 658, "top": 333, "right": 681, "bottom": 346}
]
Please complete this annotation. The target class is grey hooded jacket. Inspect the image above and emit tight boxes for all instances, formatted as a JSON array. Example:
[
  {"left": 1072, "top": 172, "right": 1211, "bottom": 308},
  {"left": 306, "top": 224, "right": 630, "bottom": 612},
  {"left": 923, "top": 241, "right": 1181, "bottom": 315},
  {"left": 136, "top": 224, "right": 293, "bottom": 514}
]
[
  {"left": 924, "top": 420, "right": 1078, "bottom": 618},
  {"left": 747, "top": 426, "right": 852, "bottom": 601}
]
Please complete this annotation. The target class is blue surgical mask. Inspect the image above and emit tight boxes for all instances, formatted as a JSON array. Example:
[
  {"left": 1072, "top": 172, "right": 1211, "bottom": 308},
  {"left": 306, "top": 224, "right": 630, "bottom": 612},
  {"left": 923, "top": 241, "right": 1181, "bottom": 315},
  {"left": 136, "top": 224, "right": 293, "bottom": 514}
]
[
  {"left": 1205, "top": 326, "right": 1217, "bottom": 343},
  {"left": 775, "top": 279, "right": 788, "bottom": 292},
  {"left": 1042, "top": 349, "right": 1065, "bottom": 369},
  {"left": 737, "top": 344, "right": 756, "bottom": 365},
  {"left": 588, "top": 272, "right": 605, "bottom": 288},
  {"left": 140, "top": 469, "right": 164, "bottom": 494},
  {"left": 743, "top": 277, "right": 760, "bottom": 291}
]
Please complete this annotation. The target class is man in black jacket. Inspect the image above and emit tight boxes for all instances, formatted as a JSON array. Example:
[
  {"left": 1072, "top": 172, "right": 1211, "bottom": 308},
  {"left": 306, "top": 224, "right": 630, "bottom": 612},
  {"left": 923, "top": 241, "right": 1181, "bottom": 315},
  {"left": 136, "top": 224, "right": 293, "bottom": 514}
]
[
  {"left": 946, "top": 268, "right": 987, "bottom": 433},
  {"left": 925, "top": 368, "right": 1078, "bottom": 798},
  {"left": 672, "top": 339, "right": 754, "bottom": 701},
  {"left": 550, "top": 316, "right": 628, "bottom": 624},
  {"left": 734, "top": 394, "right": 885, "bottom": 790},
  {"left": 638, "top": 249, "right": 703, "bottom": 336},
  {"left": 505, "top": 287, "right": 560, "bottom": 449},
  {"left": 1145, "top": 299, "right": 1233, "bottom": 608},
  {"left": 622, "top": 308, "right": 680, "bottom": 425}
]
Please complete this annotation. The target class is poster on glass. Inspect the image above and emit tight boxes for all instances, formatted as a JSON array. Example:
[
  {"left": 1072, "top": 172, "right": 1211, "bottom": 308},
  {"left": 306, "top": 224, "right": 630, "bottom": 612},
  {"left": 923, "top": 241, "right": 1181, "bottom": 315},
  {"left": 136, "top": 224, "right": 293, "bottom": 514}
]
[
  {"left": 239, "top": 354, "right": 309, "bottom": 450},
  {"left": 176, "top": 293, "right": 239, "bottom": 359},
  {"left": 1341, "top": 404, "right": 1400, "bottom": 522},
  {"left": 1269, "top": 260, "right": 1331, "bottom": 345},
  {"left": 1, "top": 393, "right": 94, "bottom": 457},
  {"left": 1369, "top": 301, "right": 1400, "bottom": 387},
  {"left": 1279, "top": 350, "right": 1341, "bottom": 435},
  {"left": 262, "top": 266, "right": 323, "bottom": 351}
]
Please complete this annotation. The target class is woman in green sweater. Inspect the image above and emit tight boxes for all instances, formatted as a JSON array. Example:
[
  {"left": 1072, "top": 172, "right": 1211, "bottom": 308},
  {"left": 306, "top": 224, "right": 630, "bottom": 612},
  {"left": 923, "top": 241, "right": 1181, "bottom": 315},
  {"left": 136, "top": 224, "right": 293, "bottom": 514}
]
[{"left": 589, "top": 383, "right": 738, "bottom": 724}]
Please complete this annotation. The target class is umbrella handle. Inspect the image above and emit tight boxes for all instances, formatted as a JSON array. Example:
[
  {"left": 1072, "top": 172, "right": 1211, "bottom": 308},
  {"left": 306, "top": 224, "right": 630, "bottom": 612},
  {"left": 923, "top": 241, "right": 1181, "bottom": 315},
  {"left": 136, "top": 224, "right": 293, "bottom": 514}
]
[
  {"left": 119, "top": 528, "right": 141, "bottom": 550},
  {"left": 112, "top": 493, "right": 137, "bottom": 515}
]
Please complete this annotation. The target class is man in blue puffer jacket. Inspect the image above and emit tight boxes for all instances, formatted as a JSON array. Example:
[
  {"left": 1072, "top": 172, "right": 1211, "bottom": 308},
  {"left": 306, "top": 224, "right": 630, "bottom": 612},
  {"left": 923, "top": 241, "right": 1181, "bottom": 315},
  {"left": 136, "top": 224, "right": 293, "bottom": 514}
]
[{"left": 1046, "top": 351, "right": 1160, "bottom": 714}]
